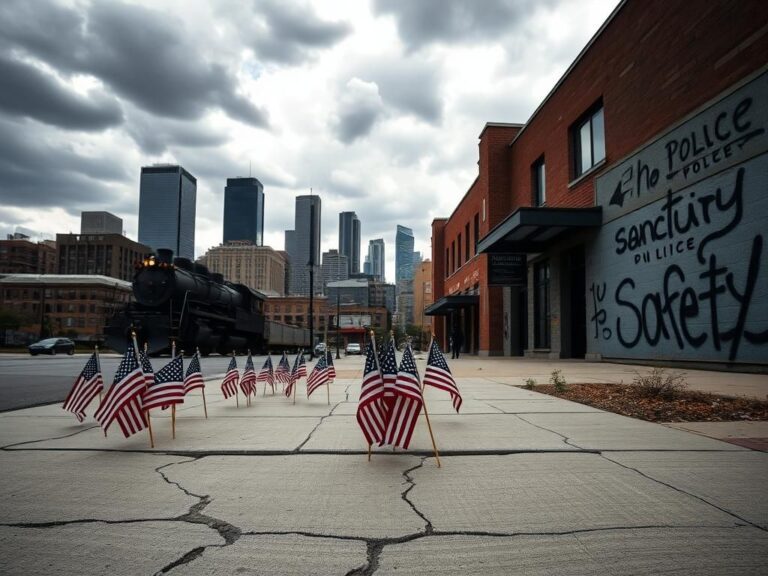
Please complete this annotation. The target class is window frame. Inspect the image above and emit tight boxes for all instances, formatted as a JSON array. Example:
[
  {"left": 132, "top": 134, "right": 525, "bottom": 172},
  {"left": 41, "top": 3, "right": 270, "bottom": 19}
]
[
  {"left": 533, "top": 261, "right": 551, "bottom": 348},
  {"left": 572, "top": 103, "right": 605, "bottom": 179},
  {"left": 532, "top": 156, "right": 546, "bottom": 207}
]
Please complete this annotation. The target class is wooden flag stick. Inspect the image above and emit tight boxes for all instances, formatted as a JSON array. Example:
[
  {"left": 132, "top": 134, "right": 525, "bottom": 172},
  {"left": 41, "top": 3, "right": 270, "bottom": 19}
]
[
  {"left": 326, "top": 379, "right": 330, "bottom": 405},
  {"left": 234, "top": 350, "right": 239, "bottom": 408},
  {"left": 420, "top": 334, "right": 441, "bottom": 468},
  {"left": 132, "top": 331, "right": 154, "bottom": 448},
  {"left": 197, "top": 347, "right": 208, "bottom": 419},
  {"left": 367, "top": 443, "right": 372, "bottom": 461},
  {"left": 171, "top": 342, "right": 177, "bottom": 439},
  {"left": 95, "top": 344, "right": 106, "bottom": 437}
]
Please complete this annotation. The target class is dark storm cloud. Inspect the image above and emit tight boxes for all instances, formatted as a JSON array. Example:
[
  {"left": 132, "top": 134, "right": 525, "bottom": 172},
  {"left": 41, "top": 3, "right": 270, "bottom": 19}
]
[
  {"left": 0, "top": 117, "right": 129, "bottom": 211},
  {"left": 244, "top": 0, "right": 351, "bottom": 64},
  {"left": 0, "top": 54, "right": 123, "bottom": 131},
  {"left": 374, "top": 0, "right": 552, "bottom": 50},
  {"left": 125, "top": 112, "right": 228, "bottom": 155},
  {"left": 0, "top": 0, "right": 268, "bottom": 128}
]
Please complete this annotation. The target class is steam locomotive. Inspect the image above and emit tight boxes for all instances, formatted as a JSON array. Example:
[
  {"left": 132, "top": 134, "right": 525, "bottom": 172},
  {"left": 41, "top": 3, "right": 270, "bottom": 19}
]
[{"left": 104, "top": 249, "right": 309, "bottom": 355}]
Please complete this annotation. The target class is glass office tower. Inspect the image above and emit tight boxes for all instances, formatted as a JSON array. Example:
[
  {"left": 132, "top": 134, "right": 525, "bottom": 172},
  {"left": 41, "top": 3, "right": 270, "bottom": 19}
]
[
  {"left": 285, "top": 195, "right": 322, "bottom": 295},
  {"left": 395, "top": 225, "right": 414, "bottom": 284},
  {"left": 138, "top": 165, "right": 197, "bottom": 260},
  {"left": 368, "top": 238, "right": 385, "bottom": 282},
  {"left": 223, "top": 177, "right": 264, "bottom": 245},
  {"left": 338, "top": 211, "right": 360, "bottom": 275}
]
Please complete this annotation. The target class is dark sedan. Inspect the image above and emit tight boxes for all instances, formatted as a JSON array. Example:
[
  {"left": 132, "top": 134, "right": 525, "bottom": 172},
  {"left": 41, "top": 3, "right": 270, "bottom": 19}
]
[{"left": 28, "top": 338, "right": 76, "bottom": 356}]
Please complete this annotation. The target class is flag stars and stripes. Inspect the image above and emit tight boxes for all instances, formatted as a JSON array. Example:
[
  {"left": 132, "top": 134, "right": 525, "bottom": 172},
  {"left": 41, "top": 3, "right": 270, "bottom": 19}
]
[
  {"left": 143, "top": 355, "right": 185, "bottom": 412},
  {"left": 62, "top": 352, "right": 104, "bottom": 422},
  {"left": 382, "top": 344, "right": 424, "bottom": 449},
  {"left": 356, "top": 339, "right": 387, "bottom": 446},
  {"left": 183, "top": 352, "right": 205, "bottom": 394},
  {"left": 221, "top": 356, "right": 240, "bottom": 399},
  {"left": 307, "top": 353, "right": 329, "bottom": 397},
  {"left": 424, "top": 339, "right": 463, "bottom": 413},
  {"left": 94, "top": 343, "right": 147, "bottom": 438}
]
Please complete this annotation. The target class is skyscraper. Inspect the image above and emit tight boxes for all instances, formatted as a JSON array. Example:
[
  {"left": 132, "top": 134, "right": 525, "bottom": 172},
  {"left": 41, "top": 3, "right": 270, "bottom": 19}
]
[
  {"left": 223, "top": 177, "right": 264, "bottom": 245},
  {"left": 285, "top": 195, "right": 322, "bottom": 295},
  {"left": 395, "top": 225, "right": 414, "bottom": 284},
  {"left": 138, "top": 165, "right": 197, "bottom": 260},
  {"left": 321, "top": 249, "right": 349, "bottom": 290},
  {"left": 338, "top": 211, "right": 361, "bottom": 275},
  {"left": 368, "top": 238, "right": 385, "bottom": 282}
]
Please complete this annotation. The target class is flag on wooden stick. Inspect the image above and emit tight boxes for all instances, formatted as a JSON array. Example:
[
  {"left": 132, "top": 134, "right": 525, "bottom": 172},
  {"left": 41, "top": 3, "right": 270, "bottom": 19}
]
[
  {"left": 379, "top": 335, "right": 398, "bottom": 414},
  {"left": 221, "top": 356, "right": 240, "bottom": 399},
  {"left": 94, "top": 343, "right": 147, "bottom": 438},
  {"left": 307, "top": 353, "right": 329, "bottom": 397},
  {"left": 325, "top": 350, "right": 336, "bottom": 380},
  {"left": 382, "top": 344, "right": 423, "bottom": 449},
  {"left": 139, "top": 349, "right": 155, "bottom": 387},
  {"left": 424, "top": 339, "right": 462, "bottom": 412},
  {"left": 356, "top": 336, "right": 387, "bottom": 446},
  {"left": 240, "top": 353, "right": 257, "bottom": 397},
  {"left": 183, "top": 351, "right": 205, "bottom": 394},
  {"left": 275, "top": 352, "right": 291, "bottom": 386},
  {"left": 257, "top": 355, "right": 274, "bottom": 393},
  {"left": 285, "top": 351, "right": 306, "bottom": 398},
  {"left": 142, "top": 354, "right": 185, "bottom": 412},
  {"left": 62, "top": 351, "right": 103, "bottom": 422}
]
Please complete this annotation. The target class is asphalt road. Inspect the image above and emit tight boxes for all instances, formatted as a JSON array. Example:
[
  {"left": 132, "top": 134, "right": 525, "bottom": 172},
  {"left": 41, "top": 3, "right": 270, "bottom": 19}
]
[{"left": 0, "top": 353, "right": 269, "bottom": 412}]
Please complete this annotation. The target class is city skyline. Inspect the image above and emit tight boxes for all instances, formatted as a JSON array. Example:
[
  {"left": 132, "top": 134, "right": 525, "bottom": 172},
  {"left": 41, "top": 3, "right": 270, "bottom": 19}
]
[{"left": 0, "top": 0, "right": 618, "bottom": 282}]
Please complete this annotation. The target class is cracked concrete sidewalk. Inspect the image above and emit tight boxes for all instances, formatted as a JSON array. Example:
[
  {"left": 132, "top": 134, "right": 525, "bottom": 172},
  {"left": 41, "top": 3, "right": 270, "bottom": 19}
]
[{"left": 1, "top": 358, "right": 767, "bottom": 575}]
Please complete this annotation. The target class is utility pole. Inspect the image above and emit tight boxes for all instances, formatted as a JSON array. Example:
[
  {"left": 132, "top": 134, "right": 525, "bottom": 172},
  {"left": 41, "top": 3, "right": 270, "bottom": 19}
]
[{"left": 335, "top": 291, "right": 341, "bottom": 359}]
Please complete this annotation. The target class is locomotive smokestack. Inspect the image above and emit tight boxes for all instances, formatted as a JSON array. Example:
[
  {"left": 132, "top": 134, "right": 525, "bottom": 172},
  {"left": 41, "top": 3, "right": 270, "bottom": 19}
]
[{"left": 156, "top": 249, "right": 174, "bottom": 265}]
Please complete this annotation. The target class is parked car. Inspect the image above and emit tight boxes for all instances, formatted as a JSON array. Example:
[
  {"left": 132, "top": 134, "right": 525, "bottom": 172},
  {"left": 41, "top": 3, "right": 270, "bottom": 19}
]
[
  {"left": 345, "top": 342, "right": 362, "bottom": 355},
  {"left": 314, "top": 342, "right": 327, "bottom": 356},
  {"left": 28, "top": 337, "right": 76, "bottom": 356}
]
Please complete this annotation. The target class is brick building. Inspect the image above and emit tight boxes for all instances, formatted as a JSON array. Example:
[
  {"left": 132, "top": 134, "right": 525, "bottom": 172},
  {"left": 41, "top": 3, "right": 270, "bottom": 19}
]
[
  {"left": 57, "top": 233, "right": 152, "bottom": 282},
  {"left": 430, "top": 0, "right": 768, "bottom": 369},
  {"left": 197, "top": 242, "right": 286, "bottom": 296},
  {"left": 0, "top": 236, "right": 57, "bottom": 275},
  {"left": 0, "top": 274, "right": 132, "bottom": 344}
]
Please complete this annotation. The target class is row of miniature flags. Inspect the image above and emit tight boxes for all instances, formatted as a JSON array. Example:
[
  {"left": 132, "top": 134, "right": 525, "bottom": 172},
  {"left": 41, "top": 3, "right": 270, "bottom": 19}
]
[
  {"left": 62, "top": 341, "right": 206, "bottom": 439},
  {"left": 220, "top": 350, "right": 337, "bottom": 403},
  {"left": 356, "top": 335, "right": 462, "bottom": 452}
]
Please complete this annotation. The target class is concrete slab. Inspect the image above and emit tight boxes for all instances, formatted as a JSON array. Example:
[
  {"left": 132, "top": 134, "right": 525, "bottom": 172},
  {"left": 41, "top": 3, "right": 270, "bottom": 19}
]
[
  {"left": 0, "top": 452, "right": 196, "bottom": 524},
  {"left": 22, "top": 415, "right": 321, "bottom": 452},
  {"left": 376, "top": 527, "right": 768, "bottom": 575},
  {"left": 520, "top": 412, "right": 746, "bottom": 450},
  {"left": 663, "top": 420, "right": 768, "bottom": 441},
  {"left": 0, "top": 522, "right": 223, "bottom": 576},
  {"left": 408, "top": 454, "right": 740, "bottom": 533},
  {"left": 605, "top": 451, "right": 768, "bottom": 529},
  {"left": 331, "top": 399, "right": 501, "bottom": 416},
  {"left": 166, "top": 533, "right": 367, "bottom": 575},
  {"left": 300, "top": 414, "right": 577, "bottom": 452},
  {"left": 487, "top": 399, "right": 603, "bottom": 413},
  {"left": 164, "top": 454, "right": 425, "bottom": 538}
]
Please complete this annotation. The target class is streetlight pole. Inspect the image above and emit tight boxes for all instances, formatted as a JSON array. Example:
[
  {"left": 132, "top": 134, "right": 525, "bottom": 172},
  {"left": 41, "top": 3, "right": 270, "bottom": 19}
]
[{"left": 335, "top": 291, "right": 341, "bottom": 359}]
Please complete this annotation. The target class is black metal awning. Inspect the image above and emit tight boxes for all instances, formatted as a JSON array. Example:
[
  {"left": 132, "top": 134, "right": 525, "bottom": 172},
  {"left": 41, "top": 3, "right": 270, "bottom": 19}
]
[
  {"left": 425, "top": 294, "right": 478, "bottom": 316},
  {"left": 477, "top": 207, "right": 602, "bottom": 254}
]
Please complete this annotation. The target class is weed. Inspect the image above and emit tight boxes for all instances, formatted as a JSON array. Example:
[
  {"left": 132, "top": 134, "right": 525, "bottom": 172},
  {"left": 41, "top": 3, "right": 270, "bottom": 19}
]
[
  {"left": 550, "top": 369, "right": 567, "bottom": 392},
  {"left": 633, "top": 368, "right": 688, "bottom": 399},
  {"left": 523, "top": 378, "right": 536, "bottom": 390}
]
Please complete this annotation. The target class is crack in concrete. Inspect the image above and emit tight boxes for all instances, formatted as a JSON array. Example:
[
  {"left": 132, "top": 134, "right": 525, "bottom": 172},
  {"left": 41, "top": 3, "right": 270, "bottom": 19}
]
[
  {"left": 515, "top": 414, "right": 586, "bottom": 450},
  {"left": 600, "top": 453, "right": 768, "bottom": 533},
  {"left": 294, "top": 401, "right": 342, "bottom": 452},
  {"left": 400, "top": 457, "right": 433, "bottom": 535},
  {"left": 0, "top": 425, "right": 100, "bottom": 450}
]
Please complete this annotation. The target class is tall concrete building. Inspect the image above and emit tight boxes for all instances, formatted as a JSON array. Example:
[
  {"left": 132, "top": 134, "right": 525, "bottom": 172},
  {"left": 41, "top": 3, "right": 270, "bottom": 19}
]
[
  {"left": 197, "top": 241, "right": 285, "bottom": 296},
  {"left": 338, "top": 211, "right": 360, "bottom": 275},
  {"left": 223, "top": 177, "right": 264, "bottom": 245},
  {"left": 285, "top": 195, "right": 322, "bottom": 295},
  {"left": 321, "top": 249, "right": 349, "bottom": 291},
  {"left": 138, "top": 164, "right": 196, "bottom": 260},
  {"left": 368, "top": 238, "right": 385, "bottom": 282},
  {"left": 81, "top": 212, "right": 122, "bottom": 235},
  {"left": 395, "top": 225, "right": 414, "bottom": 284}
]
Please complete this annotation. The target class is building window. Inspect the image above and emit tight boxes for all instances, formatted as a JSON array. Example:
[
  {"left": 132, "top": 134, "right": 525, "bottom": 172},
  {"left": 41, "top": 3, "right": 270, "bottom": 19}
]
[
  {"left": 533, "top": 261, "right": 550, "bottom": 348},
  {"left": 451, "top": 241, "right": 456, "bottom": 273},
  {"left": 445, "top": 248, "right": 449, "bottom": 278},
  {"left": 457, "top": 233, "right": 462, "bottom": 267},
  {"left": 465, "top": 223, "right": 470, "bottom": 261},
  {"left": 573, "top": 105, "right": 605, "bottom": 178},
  {"left": 532, "top": 157, "right": 546, "bottom": 206},
  {"left": 474, "top": 213, "right": 480, "bottom": 254}
]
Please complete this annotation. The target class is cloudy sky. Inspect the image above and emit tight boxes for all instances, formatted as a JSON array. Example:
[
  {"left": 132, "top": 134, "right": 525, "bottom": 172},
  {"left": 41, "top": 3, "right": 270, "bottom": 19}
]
[{"left": 0, "top": 0, "right": 619, "bottom": 282}]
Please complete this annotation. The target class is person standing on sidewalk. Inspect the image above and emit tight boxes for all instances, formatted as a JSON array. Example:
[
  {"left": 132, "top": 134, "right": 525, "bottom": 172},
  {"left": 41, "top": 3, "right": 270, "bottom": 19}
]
[{"left": 451, "top": 326, "right": 464, "bottom": 359}]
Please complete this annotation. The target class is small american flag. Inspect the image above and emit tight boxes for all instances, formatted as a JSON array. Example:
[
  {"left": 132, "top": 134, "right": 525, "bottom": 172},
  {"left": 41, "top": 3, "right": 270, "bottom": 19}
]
[
  {"left": 139, "top": 349, "right": 155, "bottom": 387},
  {"left": 379, "top": 337, "right": 398, "bottom": 412},
  {"left": 143, "top": 354, "right": 185, "bottom": 411},
  {"left": 62, "top": 352, "right": 104, "bottom": 422},
  {"left": 275, "top": 352, "right": 291, "bottom": 385},
  {"left": 325, "top": 350, "right": 336, "bottom": 380},
  {"left": 307, "top": 353, "right": 329, "bottom": 397},
  {"left": 356, "top": 338, "right": 387, "bottom": 446},
  {"left": 221, "top": 356, "right": 240, "bottom": 399},
  {"left": 424, "top": 339, "right": 462, "bottom": 412},
  {"left": 382, "top": 344, "right": 423, "bottom": 449},
  {"left": 256, "top": 355, "right": 274, "bottom": 393},
  {"left": 183, "top": 351, "right": 205, "bottom": 394},
  {"left": 285, "top": 351, "right": 306, "bottom": 397},
  {"left": 94, "top": 343, "right": 147, "bottom": 438},
  {"left": 240, "top": 353, "right": 257, "bottom": 397}
]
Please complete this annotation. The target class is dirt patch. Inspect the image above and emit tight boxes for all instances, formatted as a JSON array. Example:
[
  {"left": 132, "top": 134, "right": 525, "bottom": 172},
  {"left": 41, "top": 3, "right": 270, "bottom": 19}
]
[{"left": 532, "top": 383, "right": 768, "bottom": 423}]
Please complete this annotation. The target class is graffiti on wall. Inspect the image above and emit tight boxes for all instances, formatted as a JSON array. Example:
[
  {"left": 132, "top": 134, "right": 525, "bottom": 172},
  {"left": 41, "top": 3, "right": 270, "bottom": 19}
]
[{"left": 589, "top": 72, "right": 768, "bottom": 363}]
